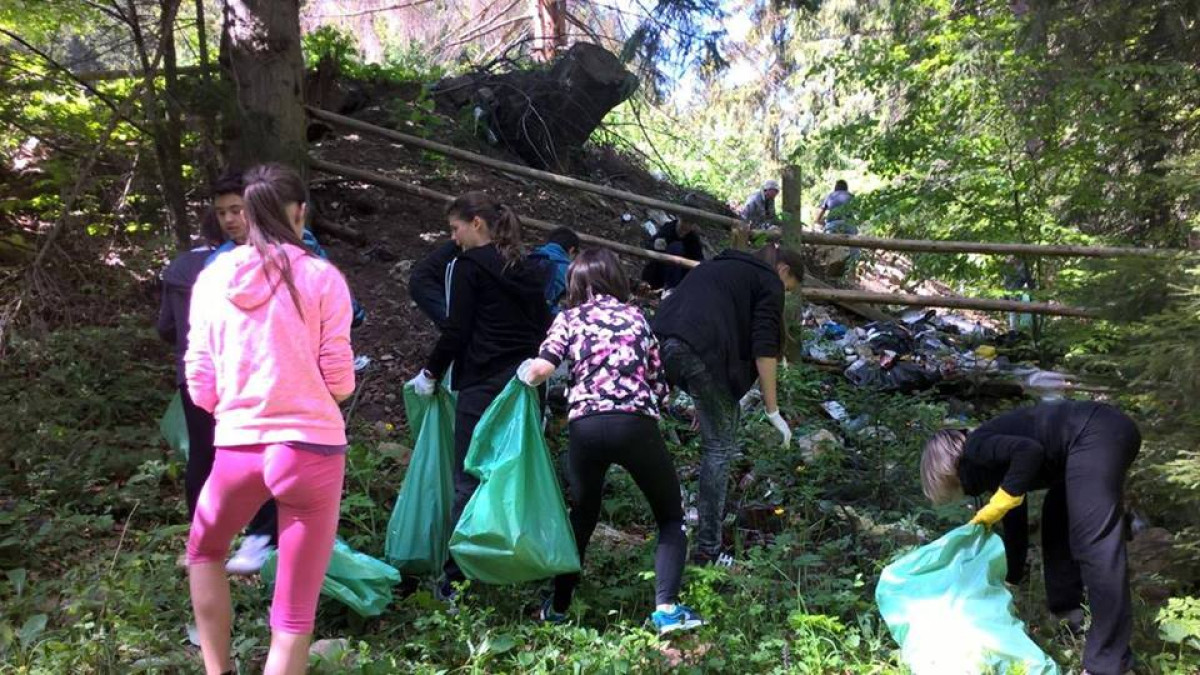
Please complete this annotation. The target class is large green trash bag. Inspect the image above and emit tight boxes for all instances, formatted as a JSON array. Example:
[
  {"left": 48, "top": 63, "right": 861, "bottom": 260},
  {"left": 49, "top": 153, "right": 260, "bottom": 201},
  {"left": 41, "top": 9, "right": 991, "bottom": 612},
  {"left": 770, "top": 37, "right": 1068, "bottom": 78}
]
[
  {"left": 875, "top": 524, "right": 1059, "bottom": 675},
  {"left": 159, "top": 391, "right": 189, "bottom": 461},
  {"left": 448, "top": 379, "right": 581, "bottom": 584},
  {"left": 383, "top": 384, "right": 456, "bottom": 574},
  {"left": 262, "top": 538, "right": 401, "bottom": 618}
]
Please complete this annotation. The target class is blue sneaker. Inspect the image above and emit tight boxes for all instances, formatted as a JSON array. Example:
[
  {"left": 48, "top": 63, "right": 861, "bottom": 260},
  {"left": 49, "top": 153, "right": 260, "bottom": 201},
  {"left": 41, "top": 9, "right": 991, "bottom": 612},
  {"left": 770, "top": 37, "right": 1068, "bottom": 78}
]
[
  {"left": 539, "top": 597, "right": 568, "bottom": 624},
  {"left": 651, "top": 604, "right": 704, "bottom": 635}
]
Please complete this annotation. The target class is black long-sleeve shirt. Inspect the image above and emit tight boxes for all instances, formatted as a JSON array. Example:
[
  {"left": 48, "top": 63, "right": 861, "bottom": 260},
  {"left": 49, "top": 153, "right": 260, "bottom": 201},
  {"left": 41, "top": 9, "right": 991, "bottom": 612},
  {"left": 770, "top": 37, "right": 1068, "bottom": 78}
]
[
  {"left": 957, "top": 400, "right": 1102, "bottom": 583},
  {"left": 652, "top": 250, "right": 785, "bottom": 399},
  {"left": 409, "top": 241, "right": 460, "bottom": 328},
  {"left": 425, "top": 243, "right": 550, "bottom": 390}
]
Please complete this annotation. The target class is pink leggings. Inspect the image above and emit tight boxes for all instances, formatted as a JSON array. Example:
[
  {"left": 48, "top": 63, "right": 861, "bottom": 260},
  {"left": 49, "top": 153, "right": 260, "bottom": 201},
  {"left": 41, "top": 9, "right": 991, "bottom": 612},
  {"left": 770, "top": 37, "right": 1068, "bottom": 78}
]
[{"left": 187, "top": 443, "right": 345, "bottom": 634}]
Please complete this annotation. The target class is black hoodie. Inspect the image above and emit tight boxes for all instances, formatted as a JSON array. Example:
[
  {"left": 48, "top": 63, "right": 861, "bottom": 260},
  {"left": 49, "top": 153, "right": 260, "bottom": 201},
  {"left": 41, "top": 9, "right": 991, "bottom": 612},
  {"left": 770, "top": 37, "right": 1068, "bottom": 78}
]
[
  {"left": 156, "top": 247, "right": 212, "bottom": 384},
  {"left": 425, "top": 243, "right": 551, "bottom": 389},
  {"left": 653, "top": 249, "right": 785, "bottom": 399}
]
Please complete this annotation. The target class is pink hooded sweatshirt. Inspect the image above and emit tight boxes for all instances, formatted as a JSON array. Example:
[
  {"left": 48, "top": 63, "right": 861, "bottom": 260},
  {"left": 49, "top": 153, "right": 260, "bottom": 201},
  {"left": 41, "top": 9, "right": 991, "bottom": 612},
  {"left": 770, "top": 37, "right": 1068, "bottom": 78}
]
[{"left": 185, "top": 243, "right": 355, "bottom": 447}]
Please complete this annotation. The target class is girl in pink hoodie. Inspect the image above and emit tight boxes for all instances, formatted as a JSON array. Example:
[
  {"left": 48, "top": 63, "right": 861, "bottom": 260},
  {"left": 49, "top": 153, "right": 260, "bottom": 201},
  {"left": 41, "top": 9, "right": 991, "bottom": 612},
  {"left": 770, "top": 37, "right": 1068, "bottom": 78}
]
[{"left": 184, "top": 164, "right": 355, "bottom": 675}]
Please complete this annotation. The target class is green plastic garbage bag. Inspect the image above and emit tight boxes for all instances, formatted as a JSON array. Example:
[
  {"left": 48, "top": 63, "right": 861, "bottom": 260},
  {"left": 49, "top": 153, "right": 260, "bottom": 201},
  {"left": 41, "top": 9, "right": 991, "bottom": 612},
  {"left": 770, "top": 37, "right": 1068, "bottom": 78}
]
[
  {"left": 384, "top": 384, "right": 456, "bottom": 574},
  {"left": 262, "top": 538, "right": 401, "bottom": 618},
  {"left": 449, "top": 379, "right": 580, "bottom": 584},
  {"left": 159, "top": 391, "right": 189, "bottom": 461},
  {"left": 876, "top": 524, "right": 1059, "bottom": 675}
]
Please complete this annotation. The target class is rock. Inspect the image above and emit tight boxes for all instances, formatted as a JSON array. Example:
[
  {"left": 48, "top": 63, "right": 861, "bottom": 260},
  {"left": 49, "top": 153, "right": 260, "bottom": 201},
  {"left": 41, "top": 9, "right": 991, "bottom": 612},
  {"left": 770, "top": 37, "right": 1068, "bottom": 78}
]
[
  {"left": 310, "top": 638, "right": 355, "bottom": 666},
  {"left": 795, "top": 429, "right": 844, "bottom": 463},
  {"left": 389, "top": 260, "right": 414, "bottom": 279}
]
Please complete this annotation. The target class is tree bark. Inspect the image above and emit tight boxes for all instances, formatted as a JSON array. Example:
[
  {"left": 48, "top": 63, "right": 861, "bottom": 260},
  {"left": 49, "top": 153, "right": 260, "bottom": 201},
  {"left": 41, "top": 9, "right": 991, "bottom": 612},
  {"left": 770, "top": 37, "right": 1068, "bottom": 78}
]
[
  {"left": 531, "top": 0, "right": 567, "bottom": 62},
  {"left": 194, "top": 0, "right": 220, "bottom": 183},
  {"left": 223, "top": 0, "right": 307, "bottom": 172}
]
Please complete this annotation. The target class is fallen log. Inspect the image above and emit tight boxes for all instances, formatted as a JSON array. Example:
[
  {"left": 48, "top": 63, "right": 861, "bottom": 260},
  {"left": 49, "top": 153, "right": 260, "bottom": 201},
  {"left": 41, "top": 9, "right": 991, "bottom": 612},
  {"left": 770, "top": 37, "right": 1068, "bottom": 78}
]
[
  {"left": 308, "top": 158, "right": 1098, "bottom": 320},
  {"left": 801, "top": 288, "right": 1100, "bottom": 318},
  {"left": 308, "top": 107, "right": 1183, "bottom": 260}
]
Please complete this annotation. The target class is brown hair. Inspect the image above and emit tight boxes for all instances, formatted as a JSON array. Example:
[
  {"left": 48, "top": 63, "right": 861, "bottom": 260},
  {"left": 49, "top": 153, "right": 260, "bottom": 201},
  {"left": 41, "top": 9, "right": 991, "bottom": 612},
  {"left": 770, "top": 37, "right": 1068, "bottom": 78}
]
[
  {"left": 445, "top": 191, "right": 524, "bottom": 267},
  {"left": 564, "top": 247, "right": 631, "bottom": 308},
  {"left": 241, "top": 163, "right": 311, "bottom": 315},
  {"left": 756, "top": 243, "right": 805, "bottom": 283},
  {"left": 921, "top": 429, "right": 969, "bottom": 504}
]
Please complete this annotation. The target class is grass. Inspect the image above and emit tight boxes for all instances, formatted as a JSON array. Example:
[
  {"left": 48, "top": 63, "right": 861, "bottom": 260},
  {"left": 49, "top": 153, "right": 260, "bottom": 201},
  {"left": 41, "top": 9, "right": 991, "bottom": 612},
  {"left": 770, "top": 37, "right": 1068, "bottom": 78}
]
[{"left": 1, "top": 323, "right": 1198, "bottom": 673}]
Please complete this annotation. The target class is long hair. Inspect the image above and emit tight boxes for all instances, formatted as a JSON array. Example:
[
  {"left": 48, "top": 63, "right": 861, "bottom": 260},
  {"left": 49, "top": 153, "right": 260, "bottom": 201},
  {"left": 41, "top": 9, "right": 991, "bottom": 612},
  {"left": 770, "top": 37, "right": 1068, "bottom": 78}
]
[
  {"left": 198, "top": 207, "right": 224, "bottom": 247},
  {"left": 445, "top": 191, "right": 524, "bottom": 268},
  {"left": 241, "top": 163, "right": 310, "bottom": 315},
  {"left": 564, "top": 247, "right": 630, "bottom": 308}
]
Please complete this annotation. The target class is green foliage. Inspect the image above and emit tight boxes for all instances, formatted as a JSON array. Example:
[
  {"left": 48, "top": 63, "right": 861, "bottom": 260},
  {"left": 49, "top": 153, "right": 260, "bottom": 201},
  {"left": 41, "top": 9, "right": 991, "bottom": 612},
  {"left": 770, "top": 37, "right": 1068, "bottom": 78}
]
[{"left": 303, "top": 26, "right": 446, "bottom": 83}]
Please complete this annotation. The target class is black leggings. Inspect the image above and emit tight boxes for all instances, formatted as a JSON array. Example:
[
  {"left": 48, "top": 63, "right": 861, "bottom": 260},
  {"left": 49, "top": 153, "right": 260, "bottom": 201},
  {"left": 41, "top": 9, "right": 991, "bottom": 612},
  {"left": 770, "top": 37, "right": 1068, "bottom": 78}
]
[
  {"left": 553, "top": 413, "right": 687, "bottom": 611},
  {"left": 180, "top": 385, "right": 277, "bottom": 543}
]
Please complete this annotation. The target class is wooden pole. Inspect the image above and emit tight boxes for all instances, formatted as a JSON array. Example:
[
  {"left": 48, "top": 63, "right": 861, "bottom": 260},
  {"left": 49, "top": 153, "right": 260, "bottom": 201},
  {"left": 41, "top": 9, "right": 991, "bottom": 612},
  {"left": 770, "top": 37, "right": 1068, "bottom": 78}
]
[
  {"left": 781, "top": 165, "right": 803, "bottom": 251},
  {"left": 308, "top": 106, "right": 1182, "bottom": 260},
  {"left": 801, "top": 288, "right": 1100, "bottom": 318},
  {"left": 310, "top": 158, "right": 1098, "bottom": 320},
  {"left": 307, "top": 106, "right": 747, "bottom": 229},
  {"left": 796, "top": 230, "right": 1177, "bottom": 259},
  {"left": 308, "top": 158, "right": 701, "bottom": 270}
]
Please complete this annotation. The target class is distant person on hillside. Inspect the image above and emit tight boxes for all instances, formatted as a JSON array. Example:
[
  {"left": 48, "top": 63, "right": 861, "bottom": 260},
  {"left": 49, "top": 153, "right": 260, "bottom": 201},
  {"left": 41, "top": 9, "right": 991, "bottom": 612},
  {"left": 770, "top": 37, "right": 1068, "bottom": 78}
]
[
  {"left": 921, "top": 401, "right": 1141, "bottom": 675},
  {"left": 653, "top": 244, "right": 803, "bottom": 566},
  {"left": 185, "top": 164, "right": 355, "bottom": 675},
  {"left": 518, "top": 248, "right": 703, "bottom": 635},
  {"left": 740, "top": 180, "right": 780, "bottom": 230},
  {"left": 641, "top": 217, "right": 704, "bottom": 293},
  {"left": 815, "top": 180, "right": 855, "bottom": 235},
  {"left": 527, "top": 226, "right": 581, "bottom": 315}
]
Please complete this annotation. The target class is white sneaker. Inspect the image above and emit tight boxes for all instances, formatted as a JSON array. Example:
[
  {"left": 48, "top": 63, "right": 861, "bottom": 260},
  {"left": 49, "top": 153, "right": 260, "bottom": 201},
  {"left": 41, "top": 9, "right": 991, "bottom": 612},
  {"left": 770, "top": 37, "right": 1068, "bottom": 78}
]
[{"left": 225, "top": 535, "right": 273, "bottom": 575}]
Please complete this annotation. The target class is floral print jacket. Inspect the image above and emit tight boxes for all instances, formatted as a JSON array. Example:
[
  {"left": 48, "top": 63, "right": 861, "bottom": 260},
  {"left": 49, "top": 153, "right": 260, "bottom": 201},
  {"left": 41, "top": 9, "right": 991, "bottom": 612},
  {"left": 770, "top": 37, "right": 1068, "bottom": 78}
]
[{"left": 537, "top": 294, "right": 667, "bottom": 421}]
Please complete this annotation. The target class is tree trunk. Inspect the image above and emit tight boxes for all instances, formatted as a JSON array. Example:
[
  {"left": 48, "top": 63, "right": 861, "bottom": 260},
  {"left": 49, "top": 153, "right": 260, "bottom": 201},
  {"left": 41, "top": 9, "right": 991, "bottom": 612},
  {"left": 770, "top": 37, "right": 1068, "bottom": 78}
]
[
  {"left": 128, "top": 0, "right": 189, "bottom": 247},
  {"left": 531, "top": 0, "right": 567, "bottom": 62},
  {"left": 194, "top": 0, "right": 220, "bottom": 183},
  {"left": 222, "top": 0, "right": 307, "bottom": 172}
]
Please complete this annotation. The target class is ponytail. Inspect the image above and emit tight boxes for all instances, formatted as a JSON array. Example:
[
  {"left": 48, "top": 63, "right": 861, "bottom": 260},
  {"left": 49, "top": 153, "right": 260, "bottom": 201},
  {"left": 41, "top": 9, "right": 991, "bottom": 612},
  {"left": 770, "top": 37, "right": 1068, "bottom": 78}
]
[
  {"left": 241, "top": 163, "right": 311, "bottom": 316},
  {"left": 446, "top": 191, "right": 525, "bottom": 269}
]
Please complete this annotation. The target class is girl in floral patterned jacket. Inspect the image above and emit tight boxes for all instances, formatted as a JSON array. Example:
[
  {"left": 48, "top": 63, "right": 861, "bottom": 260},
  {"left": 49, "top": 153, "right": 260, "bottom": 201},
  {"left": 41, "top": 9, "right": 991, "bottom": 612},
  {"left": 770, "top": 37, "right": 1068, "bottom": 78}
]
[{"left": 519, "top": 248, "right": 704, "bottom": 635}]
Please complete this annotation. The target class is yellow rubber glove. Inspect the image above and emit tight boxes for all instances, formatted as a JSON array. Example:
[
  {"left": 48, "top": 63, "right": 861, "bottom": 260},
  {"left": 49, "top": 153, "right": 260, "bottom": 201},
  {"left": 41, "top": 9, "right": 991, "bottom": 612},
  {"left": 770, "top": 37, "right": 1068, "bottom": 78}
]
[{"left": 969, "top": 488, "right": 1025, "bottom": 528}]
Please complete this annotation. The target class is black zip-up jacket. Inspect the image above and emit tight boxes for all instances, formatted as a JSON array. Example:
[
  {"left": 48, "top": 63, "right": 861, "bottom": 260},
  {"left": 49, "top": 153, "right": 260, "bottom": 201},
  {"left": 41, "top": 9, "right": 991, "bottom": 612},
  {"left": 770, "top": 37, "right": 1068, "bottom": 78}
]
[
  {"left": 652, "top": 249, "right": 785, "bottom": 399},
  {"left": 425, "top": 244, "right": 551, "bottom": 390},
  {"left": 156, "top": 248, "right": 212, "bottom": 385},
  {"left": 958, "top": 400, "right": 1103, "bottom": 583},
  {"left": 409, "top": 240, "right": 461, "bottom": 328}
]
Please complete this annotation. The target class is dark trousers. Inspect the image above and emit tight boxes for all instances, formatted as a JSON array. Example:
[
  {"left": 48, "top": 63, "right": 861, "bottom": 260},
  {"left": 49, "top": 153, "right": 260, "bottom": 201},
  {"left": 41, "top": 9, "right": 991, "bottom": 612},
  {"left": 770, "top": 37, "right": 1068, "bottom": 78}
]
[
  {"left": 180, "top": 385, "right": 277, "bottom": 544},
  {"left": 1040, "top": 405, "right": 1140, "bottom": 675},
  {"left": 660, "top": 339, "right": 740, "bottom": 557},
  {"left": 443, "top": 370, "right": 513, "bottom": 584},
  {"left": 552, "top": 413, "right": 687, "bottom": 611}
]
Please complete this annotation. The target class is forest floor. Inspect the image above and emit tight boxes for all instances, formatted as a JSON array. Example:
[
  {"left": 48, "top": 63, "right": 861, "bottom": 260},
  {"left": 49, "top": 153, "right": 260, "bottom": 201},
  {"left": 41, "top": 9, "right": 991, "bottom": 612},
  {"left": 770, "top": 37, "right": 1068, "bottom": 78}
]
[{"left": 1, "top": 83, "right": 1197, "bottom": 674}]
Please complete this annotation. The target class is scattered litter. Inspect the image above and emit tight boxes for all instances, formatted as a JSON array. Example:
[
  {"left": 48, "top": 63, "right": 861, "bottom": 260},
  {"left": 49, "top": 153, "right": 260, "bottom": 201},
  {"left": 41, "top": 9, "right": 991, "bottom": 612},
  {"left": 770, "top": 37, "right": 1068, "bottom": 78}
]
[{"left": 795, "top": 429, "right": 843, "bottom": 463}]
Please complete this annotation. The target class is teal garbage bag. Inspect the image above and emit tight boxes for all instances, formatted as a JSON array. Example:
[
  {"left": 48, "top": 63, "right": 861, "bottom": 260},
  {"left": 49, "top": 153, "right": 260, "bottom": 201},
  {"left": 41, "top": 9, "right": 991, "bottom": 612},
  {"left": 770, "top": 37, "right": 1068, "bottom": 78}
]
[
  {"left": 159, "top": 391, "right": 189, "bottom": 461},
  {"left": 449, "top": 379, "right": 581, "bottom": 584},
  {"left": 262, "top": 538, "right": 401, "bottom": 618},
  {"left": 876, "top": 524, "right": 1059, "bottom": 674},
  {"left": 383, "top": 384, "right": 456, "bottom": 574}
]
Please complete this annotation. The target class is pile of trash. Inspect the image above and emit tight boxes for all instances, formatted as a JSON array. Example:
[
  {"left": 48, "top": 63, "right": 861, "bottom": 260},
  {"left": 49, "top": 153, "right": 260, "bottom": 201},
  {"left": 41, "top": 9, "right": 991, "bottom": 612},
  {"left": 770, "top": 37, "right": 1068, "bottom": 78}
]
[{"left": 801, "top": 307, "right": 1069, "bottom": 396}]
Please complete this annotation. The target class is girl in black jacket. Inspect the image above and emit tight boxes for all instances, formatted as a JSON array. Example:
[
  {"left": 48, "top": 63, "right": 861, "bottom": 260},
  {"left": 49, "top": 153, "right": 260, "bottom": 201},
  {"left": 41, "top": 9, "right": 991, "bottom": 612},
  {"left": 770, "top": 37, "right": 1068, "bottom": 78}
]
[
  {"left": 408, "top": 192, "right": 551, "bottom": 599},
  {"left": 921, "top": 401, "right": 1141, "bottom": 675},
  {"left": 653, "top": 244, "right": 804, "bottom": 564}
]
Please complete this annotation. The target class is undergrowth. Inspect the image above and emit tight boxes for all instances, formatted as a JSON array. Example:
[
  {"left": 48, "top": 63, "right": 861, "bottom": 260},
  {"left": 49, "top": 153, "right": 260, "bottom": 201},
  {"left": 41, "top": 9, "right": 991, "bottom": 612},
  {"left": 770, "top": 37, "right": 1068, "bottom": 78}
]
[{"left": 1, "top": 325, "right": 1198, "bottom": 673}]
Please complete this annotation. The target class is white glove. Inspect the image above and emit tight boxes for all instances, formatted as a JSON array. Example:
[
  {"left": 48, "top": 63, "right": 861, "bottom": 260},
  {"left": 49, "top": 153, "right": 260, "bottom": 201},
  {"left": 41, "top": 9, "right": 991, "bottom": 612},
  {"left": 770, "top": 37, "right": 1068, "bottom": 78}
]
[
  {"left": 409, "top": 370, "right": 436, "bottom": 396},
  {"left": 516, "top": 359, "right": 538, "bottom": 386},
  {"left": 766, "top": 409, "right": 792, "bottom": 447}
]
